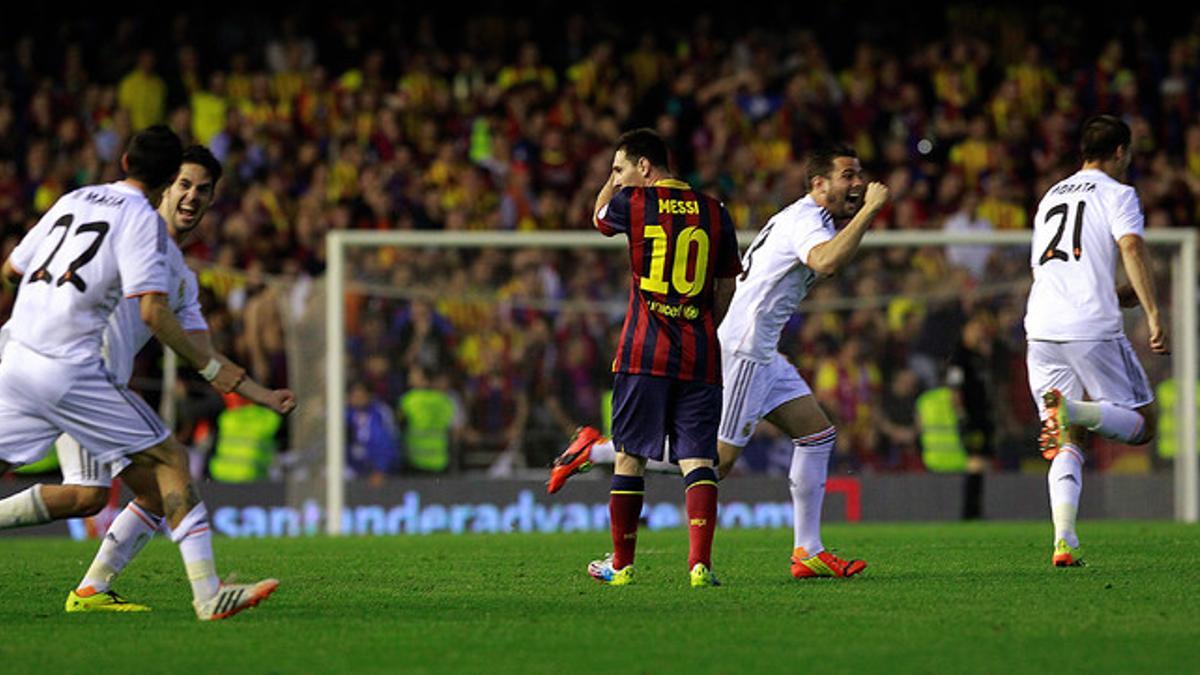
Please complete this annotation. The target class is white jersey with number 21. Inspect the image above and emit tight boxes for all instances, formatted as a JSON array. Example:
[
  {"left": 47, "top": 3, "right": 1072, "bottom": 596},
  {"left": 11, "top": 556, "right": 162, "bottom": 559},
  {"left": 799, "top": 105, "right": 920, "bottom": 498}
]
[{"left": 1024, "top": 168, "right": 1144, "bottom": 342}]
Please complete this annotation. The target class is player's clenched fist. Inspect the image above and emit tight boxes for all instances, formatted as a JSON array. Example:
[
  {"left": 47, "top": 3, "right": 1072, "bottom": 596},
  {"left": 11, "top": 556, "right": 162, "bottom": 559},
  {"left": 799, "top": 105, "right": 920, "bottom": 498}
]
[
  {"left": 863, "top": 182, "right": 890, "bottom": 212},
  {"left": 267, "top": 389, "right": 298, "bottom": 415}
]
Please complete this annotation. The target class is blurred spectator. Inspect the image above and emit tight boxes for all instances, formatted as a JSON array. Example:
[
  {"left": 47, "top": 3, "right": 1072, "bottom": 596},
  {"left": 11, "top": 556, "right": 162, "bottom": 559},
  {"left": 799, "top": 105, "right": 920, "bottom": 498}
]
[
  {"left": 118, "top": 50, "right": 167, "bottom": 130},
  {"left": 877, "top": 368, "right": 923, "bottom": 470},
  {"left": 397, "top": 366, "right": 461, "bottom": 473},
  {"left": 815, "top": 337, "right": 881, "bottom": 469},
  {"left": 346, "top": 381, "right": 401, "bottom": 485},
  {"left": 943, "top": 191, "right": 994, "bottom": 280},
  {"left": 209, "top": 394, "right": 282, "bottom": 483}
]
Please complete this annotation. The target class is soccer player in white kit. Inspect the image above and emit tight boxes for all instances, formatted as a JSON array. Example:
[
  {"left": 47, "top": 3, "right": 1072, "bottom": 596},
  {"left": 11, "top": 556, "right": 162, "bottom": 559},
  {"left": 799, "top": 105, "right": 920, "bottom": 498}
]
[
  {"left": 1025, "top": 115, "right": 1168, "bottom": 567},
  {"left": 715, "top": 144, "right": 888, "bottom": 578},
  {"left": 0, "top": 127, "right": 279, "bottom": 619},
  {"left": 0, "top": 146, "right": 295, "bottom": 611}
]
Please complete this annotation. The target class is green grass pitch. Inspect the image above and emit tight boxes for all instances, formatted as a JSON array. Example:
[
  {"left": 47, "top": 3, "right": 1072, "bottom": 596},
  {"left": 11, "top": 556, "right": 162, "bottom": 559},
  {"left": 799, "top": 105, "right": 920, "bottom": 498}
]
[{"left": 1, "top": 522, "right": 1196, "bottom": 673}]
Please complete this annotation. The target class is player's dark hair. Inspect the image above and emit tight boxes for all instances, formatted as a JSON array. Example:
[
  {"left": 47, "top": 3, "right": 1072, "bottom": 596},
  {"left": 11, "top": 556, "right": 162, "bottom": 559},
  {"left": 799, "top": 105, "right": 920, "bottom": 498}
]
[
  {"left": 806, "top": 142, "right": 859, "bottom": 188},
  {"left": 182, "top": 145, "right": 223, "bottom": 186},
  {"left": 615, "top": 128, "right": 670, "bottom": 170},
  {"left": 1080, "top": 115, "right": 1131, "bottom": 162},
  {"left": 124, "top": 125, "right": 183, "bottom": 189}
]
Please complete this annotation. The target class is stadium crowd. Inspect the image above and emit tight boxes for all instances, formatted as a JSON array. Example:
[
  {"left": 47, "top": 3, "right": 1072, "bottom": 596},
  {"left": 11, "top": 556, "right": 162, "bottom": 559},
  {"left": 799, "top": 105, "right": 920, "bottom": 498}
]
[{"left": 0, "top": 7, "right": 1196, "bottom": 479}]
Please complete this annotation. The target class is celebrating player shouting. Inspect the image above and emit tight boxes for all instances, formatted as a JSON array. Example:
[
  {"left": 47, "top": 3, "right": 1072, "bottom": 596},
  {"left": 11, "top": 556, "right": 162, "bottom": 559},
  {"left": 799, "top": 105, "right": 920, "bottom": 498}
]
[
  {"left": 0, "top": 128, "right": 279, "bottom": 619},
  {"left": 0, "top": 145, "right": 295, "bottom": 612}
]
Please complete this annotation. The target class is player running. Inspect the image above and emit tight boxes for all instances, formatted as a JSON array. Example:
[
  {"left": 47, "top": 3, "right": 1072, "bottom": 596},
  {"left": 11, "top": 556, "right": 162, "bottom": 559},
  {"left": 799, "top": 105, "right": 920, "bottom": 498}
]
[
  {"left": 553, "top": 143, "right": 888, "bottom": 580},
  {"left": 0, "top": 145, "right": 295, "bottom": 611},
  {"left": 0, "top": 127, "right": 279, "bottom": 619},
  {"left": 583, "top": 128, "right": 741, "bottom": 587},
  {"left": 1025, "top": 115, "right": 1168, "bottom": 567}
]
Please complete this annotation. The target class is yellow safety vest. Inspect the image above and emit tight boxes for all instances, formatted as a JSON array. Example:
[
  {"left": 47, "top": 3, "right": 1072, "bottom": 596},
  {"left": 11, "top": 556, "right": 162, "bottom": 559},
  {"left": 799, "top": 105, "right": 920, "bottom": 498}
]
[
  {"left": 917, "top": 387, "right": 967, "bottom": 472},
  {"left": 399, "top": 389, "right": 454, "bottom": 472},
  {"left": 209, "top": 405, "right": 281, "bottom": 482},
  {"left": 1156, "top": 378, "right": 1200, "bottom": 458}
]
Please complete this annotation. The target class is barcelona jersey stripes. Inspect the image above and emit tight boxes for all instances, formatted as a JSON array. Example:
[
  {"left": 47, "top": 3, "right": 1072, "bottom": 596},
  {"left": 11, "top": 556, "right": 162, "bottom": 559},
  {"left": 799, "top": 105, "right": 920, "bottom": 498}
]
[{"left": 595, "top": 179, "right": 741, "bottom": 384}]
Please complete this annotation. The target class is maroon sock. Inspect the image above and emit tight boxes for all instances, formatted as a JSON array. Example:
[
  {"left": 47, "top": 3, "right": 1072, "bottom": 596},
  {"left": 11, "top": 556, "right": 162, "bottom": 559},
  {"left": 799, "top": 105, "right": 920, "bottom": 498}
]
[
  {"left": 684, "top": 468, "right": 719, "bottom": 568},
  {"left": 609, "top": 475, "right": 644, "bottom": 569}
]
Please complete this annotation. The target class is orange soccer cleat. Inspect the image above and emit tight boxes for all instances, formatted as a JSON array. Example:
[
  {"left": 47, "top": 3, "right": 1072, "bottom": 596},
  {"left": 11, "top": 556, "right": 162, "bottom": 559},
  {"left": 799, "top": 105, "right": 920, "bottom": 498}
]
[
  {"left": 1039, "top": 389, "right": 1071, "bottom": 460},
  {"left": 547, "top": 426, "right": 604, "bottom": 494},
  {"left": 791, "top": 548, "right": 868, "bottom": 579}
]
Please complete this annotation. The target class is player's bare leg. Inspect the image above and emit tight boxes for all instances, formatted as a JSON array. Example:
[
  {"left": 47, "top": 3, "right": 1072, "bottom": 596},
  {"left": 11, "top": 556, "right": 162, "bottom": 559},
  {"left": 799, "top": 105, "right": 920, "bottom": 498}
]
[{"left": 765, "top": 396, "right": 866, "bottom": 579}]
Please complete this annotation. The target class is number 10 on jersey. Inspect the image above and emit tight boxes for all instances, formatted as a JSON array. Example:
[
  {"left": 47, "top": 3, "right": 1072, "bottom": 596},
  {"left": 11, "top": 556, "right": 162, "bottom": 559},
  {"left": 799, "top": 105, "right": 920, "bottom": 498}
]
[{"left": 639, "top": 225, "right": 710, "bottom": 297}]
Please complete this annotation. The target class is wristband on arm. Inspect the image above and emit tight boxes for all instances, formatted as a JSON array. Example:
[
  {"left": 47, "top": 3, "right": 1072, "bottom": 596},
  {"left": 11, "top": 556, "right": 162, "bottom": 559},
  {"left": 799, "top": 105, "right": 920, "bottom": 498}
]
[{"left": 199, "top": 357, "right": 221, "bottom": 382}]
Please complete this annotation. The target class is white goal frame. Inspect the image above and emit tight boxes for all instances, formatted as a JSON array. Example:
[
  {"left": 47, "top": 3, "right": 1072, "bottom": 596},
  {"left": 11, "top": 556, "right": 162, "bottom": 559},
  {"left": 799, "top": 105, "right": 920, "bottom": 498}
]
[{"left": 325, "top": 229, "right": 1197, "bottom": 533}]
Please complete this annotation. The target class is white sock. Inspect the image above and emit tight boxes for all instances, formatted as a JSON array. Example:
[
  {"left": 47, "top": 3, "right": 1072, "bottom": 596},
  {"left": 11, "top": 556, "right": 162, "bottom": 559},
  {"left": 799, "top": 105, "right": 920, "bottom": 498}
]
[
  {"left": 77, "top": 502, "right": 162, "bottom": 593},
  {"left": 790, "top": 428, "right": 836, "bottom": 556},
  {"left": 1064, "top": 400, "right": 1145, "bottom": 443},
  {"left": 170, "top": 503, "right": 220, "bottom": 602},
  {"left": 590, "top": 439, "right": 616, "bottom": 464},
  {"left": 0, "top": 485, "right": 51, "bottom": 529},
  {"left": 1048, "top": 445, "right": 1084, "bottom": 548}
]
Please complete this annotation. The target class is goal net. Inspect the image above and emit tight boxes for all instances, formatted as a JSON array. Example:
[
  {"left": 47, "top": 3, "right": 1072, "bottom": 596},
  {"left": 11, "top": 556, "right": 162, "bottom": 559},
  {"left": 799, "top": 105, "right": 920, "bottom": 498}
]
[{"left": 304, "top": 229, "right": 1195, "bottom": 533}]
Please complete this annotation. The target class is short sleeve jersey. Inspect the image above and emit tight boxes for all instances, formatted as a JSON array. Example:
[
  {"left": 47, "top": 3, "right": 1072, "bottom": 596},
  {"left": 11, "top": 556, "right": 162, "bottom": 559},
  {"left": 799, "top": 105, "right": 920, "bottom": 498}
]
[
  {"left": 6, "top": 183, "right": 168, "bottom": 364},
  {"left": 717, "top": 195, "right": 836, "bottom": 361},
  {"left": 103, "top": 239, "right": 207, "bottom": 384},
  {"left": 1024, "top": 169, "right": 1144, "bottom": 341},
  {"left": 596, "top": 179, "right": 742, "bottom": 384}
]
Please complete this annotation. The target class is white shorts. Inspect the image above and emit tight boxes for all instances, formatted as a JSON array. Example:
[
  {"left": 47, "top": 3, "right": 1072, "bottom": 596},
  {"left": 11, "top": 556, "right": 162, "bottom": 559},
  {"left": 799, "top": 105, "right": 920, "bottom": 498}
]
[
  {"left": 719, "top": 350, "right": 812, "bottom": 447},
  {"left": 1026, "top": 337, "right": 1154, "bottom": 416},
  {"left": 56, "top": 434, "right": 130, "bottom": 487},
  {"left": 0, "top": 341, "right": 169, "bottom": 468}
]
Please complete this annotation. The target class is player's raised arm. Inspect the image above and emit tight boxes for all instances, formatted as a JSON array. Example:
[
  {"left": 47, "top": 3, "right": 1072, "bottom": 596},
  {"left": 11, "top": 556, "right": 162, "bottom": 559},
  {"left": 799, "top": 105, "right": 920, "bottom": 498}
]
[
  {"left": 806, "top": 182, "right": 889, "bottom": 276},
  {"left": 1117, "top": 233, "right": 1169, "bottom": 354},
  {"left": 593, "top": 172, "right": 618, "bottom": 229}
]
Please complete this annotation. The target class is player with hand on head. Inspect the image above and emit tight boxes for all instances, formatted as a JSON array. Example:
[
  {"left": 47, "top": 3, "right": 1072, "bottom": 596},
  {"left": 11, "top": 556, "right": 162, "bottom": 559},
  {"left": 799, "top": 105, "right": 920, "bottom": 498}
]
[
  {"left": 0, "top": 128, "right": 279, "bottom": 619},
  {"left": 552, "top": 143, "right": 888, "bottom": 580},
  {"left": 1025, "top": 114, "right": 1168, "bottom": 567},
  {"left": 583, "top": 128, "right": 741, "bottom": 587}
]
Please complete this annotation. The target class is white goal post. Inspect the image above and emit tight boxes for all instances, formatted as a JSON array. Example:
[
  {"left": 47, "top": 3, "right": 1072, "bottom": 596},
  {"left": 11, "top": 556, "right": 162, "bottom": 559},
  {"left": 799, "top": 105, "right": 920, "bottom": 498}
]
[{"left": 325, "top": 229, "right": 1197, "bottom": 533}]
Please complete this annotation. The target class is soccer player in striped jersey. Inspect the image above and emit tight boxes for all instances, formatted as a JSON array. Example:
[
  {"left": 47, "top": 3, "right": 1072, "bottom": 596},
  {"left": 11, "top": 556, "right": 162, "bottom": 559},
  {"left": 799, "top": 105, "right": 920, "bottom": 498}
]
[
  {"left": 552, "top": 143, "right": 888, "bottom": 580},
  {"left": 1025, "top": 115, "right": 1168, "bottom": 567},
  {"left": 0, "top": 134, "right": 281, "bottom": 619},
  {"left": 581, "top": 129, "right": 741, "bottom": 587}
]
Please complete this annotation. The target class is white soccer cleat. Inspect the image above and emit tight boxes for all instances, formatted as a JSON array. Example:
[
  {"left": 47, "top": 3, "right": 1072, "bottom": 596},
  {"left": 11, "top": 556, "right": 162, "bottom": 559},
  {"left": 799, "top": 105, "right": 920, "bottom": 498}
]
[{"left": 194, "top": 578, "right": 279, "bottom": 621}]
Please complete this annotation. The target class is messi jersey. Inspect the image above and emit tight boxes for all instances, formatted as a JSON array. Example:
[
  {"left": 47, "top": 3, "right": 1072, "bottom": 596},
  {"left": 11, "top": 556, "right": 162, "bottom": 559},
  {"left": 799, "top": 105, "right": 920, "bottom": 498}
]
[{"left": 596, "top": 179, "right": 741, "bottom": 384}]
